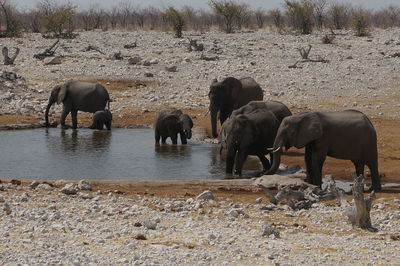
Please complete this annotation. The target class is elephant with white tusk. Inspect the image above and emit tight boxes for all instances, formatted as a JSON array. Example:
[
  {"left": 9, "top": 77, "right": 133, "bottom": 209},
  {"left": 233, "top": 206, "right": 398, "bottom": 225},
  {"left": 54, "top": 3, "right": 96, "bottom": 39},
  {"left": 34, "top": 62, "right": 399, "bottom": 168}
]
[
  {"left": 45, "top": 81, "right": 110, "bottom": 129},
  {"left": 264, "top": 110, "right": 381, "bottom": 191}
]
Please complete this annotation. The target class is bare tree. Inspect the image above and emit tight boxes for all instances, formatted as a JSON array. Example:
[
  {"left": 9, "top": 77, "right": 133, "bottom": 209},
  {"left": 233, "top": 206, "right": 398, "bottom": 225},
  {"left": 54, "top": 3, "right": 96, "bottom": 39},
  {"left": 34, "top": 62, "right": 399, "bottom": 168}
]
[
  {"left": 312, "top": 0, "right": 327, "bottom": 29},
  {"left": 268, "top": 8, "right": 284, "bottom": 31},
  {"left": 285, "top": 0, "right": 315, "bottom": 34},
  {"left": 117, "top": 0, "right": 133, "bottom": 28},
  {"left": 209, "top": 0, "right": 240, "bottom": 33},
  {"left": 328, "top": 2, "right": 350, "bottom": 29},
  {"left": 255, "top": 8, "right": 266, "bottom": 29},
  {"left": 0, "top": 0, "right": 21, "bottom": 37}
]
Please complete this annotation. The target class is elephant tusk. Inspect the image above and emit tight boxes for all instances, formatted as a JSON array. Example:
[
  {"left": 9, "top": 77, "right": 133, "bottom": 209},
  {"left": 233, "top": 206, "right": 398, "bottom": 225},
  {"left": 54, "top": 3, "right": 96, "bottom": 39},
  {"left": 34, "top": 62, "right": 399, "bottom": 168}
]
[
  {"left": 204, "top": 110, "right": 210, "bottom": 116},
  {"left": 272, "top": 147, "right": 281, "bottom": 153},
  {"left": 266, "top": 147, "right": 274, "bottom": 151}
]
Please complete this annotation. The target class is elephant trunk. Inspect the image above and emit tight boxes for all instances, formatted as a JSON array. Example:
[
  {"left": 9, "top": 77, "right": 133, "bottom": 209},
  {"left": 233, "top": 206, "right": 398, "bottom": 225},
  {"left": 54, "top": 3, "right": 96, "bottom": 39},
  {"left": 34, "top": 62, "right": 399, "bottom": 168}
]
[
  {"left": 44, "top": 99, "right": 55, "bottom": 126},
  {"left": 225, "top": 145, "right": 236, "bottom": 174},
  {"left": 264, "top": 136, "right": 285, "bottom": 175},
  {"left": 210, "top": 108, "right": 218, "bottom": 138},
  {"left": 264, "top": 148, "right": 282, "bottom": 175}
]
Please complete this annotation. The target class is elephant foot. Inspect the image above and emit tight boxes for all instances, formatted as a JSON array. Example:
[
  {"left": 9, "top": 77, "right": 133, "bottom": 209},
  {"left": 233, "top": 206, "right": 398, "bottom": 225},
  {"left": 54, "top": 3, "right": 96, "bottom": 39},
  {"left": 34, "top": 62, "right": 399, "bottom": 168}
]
[
  {"left": 61, "top": 125, "right": 71, "bottom": 130},
  {"left": 368, "top": 184, "right": 382, "bottom": 192},
  {"left": 254, "top": 170, "right": 265, "bottom": 177}
]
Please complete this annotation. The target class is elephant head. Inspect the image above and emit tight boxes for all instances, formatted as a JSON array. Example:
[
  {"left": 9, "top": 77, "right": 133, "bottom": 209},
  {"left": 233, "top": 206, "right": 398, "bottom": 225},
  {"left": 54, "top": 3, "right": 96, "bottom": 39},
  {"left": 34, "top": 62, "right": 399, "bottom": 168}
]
[
  {"left": 44, "top": 84, "right": 67, "bottom": 126},
  {"left": 208, "top": 77, "right": 242, "bottom": 138},
  {"left": 265, "top": 112, "right": 323, "bottom": 175},
  {"left": 225, "top": 114, "right": 260, "bottom": 175},
  {"left": 179, "top": 114, "right": 193, "bottom": 140}
]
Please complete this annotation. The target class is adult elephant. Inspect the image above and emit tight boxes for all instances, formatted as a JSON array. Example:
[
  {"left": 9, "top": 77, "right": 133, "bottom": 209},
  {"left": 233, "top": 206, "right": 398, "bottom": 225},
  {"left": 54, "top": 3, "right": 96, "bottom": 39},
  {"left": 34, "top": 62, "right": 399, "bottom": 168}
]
[
  {"left": 231, "top": 100, "right": 292, "bottom": 123},
  {"left": 154, "top": 109, "right": 193, "bottom": 145},
  {"left": 208, "top": 77, "right": 263, "bottom": 138},
  {"left": 45, "top": 81, "right": 110, "bottom": 129},
  {"left": 265, "top": 110, "right": 381, "bottom": 191},
  {"left": 222, "top": 109, "right": 280, "bottom": 176}
]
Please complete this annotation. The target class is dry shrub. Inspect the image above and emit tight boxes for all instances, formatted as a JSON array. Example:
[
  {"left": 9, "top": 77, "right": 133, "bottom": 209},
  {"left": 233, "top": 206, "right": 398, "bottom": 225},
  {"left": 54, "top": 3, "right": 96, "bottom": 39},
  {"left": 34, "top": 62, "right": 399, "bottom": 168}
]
[{"left": 321, "top": 34, "right": 335, "bottom": 44}]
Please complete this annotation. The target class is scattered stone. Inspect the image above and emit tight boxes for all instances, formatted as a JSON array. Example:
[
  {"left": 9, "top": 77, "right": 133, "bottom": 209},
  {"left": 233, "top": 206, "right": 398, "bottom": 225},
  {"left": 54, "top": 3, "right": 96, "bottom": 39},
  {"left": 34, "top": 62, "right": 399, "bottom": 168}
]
[
  {"left": 44, "top": 56, "right": 62, "bottom": 65},
  {"left": 60, "top": 183, "right": 79, "bottom": 195},
  {"left": 36, "top": 183, "right": 54, "bottom": 191},
  {"left": 135, "top": 233, "right": 147, "bottom": 240},
  {"left": 143, "top": 220, "right": 157, "bottom": 230},
  {"left": 165, "top": 66, "right": 177, "bottom": 72},
  {"left": 78, "top": 180, "right": 92, "bottom": 191},
  {"left": 196, "top": 190, "right": 214, "bottom": 201},
  {"left": 29, "top": 181, "right": 40, "bottom": 189},
  {"left": 10, "top": 179, "right": 22, "bottom": 185},
  {"left": 144, "top": 72, "right": 154, "bottom": 77},
  {"left": 262, "top": 223, "right": 280, "bottom": 238},
  {"left": 128, "top": 56, "right": 142, "bottom": 65}
]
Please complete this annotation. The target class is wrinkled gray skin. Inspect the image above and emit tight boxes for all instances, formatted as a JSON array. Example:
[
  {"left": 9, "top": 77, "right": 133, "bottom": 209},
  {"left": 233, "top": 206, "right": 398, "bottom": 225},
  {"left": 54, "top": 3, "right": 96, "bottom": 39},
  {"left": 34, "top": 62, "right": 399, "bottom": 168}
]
[
  {"left": 154, "top": 109, "right": 193, "bottom": 145},
  {"left": 45, "top": 81, "right": 110, "bottom": 129},
  {"left": 220, "top": 100, "right": 292, "bottom": 154},
  {"left": 208, "top": 77, "right": 263, "bottom": 138},
  {"left": 222, "top": 110, "right": 280, "bottom": 176},
  {"left": 231, "top": 100, "right": 292, "bottom": 123},
  {"left": 90, "top": 109, "right": 112, "bottom": 130},
  {"left": 265, "top": 110, "right": 381, "bottom": 191}
]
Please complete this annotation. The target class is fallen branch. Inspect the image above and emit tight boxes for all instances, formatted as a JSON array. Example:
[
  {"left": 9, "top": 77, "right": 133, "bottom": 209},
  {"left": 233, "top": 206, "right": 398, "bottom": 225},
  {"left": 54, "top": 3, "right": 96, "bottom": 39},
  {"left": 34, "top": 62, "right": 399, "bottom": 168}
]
[
  {"left": 298, "top": 44, "right": 312, "bottom": 59},
  {"left": 2, "top": 47, "right": 19, "bottom": 65},
  {"left": 288, "top": 57, "right": 329, "bottom": 68},
  {"left": 346, "top": 175, "right": 377, "bottom": 232},
  {"left": 200, "top": 53, "right": 219, "bottom": 61},
  {"left": 33, "top": 39, "right": 59, "bottom": 60},
  {"left": 84, "top": 45, "right": 105, "bottom": 55}
]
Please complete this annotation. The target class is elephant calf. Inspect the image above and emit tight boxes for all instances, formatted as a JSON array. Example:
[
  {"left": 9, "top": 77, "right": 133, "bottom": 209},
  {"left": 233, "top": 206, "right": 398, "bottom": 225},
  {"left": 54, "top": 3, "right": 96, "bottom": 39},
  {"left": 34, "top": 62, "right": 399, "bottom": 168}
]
[
  {"left": 90, "top": 109, "right": 112, "bottom": 130},
  {"left": 154, "top": 109, "right": 193, "bottom": 145}
]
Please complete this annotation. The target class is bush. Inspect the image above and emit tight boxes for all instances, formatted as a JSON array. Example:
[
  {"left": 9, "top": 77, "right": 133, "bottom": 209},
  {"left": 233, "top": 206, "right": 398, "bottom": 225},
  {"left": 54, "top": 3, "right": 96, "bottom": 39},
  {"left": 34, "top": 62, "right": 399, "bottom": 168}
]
[
  {"left": 36, "top": 1, "right": 76, "bottom": 38},
  {"left": 352, "top": 8, "right": 370, "bottom": 37},
  {"left": 165, "top": 7, "right": 184, "bottom": 38},
  {"left": 284, "top": 0, "right": 314, "bottom": 34},
  {"left": 321, "top": 34, "right": 335, "bottom": 44},
  {"left": 268, "top": 8, "right": 283, "bottom": 31},
  {"left": 209, "top": 0, "right": 239, "bottom": 33},
  {"left": 328, "top": 3, "right": 349, "bottom": 30}
]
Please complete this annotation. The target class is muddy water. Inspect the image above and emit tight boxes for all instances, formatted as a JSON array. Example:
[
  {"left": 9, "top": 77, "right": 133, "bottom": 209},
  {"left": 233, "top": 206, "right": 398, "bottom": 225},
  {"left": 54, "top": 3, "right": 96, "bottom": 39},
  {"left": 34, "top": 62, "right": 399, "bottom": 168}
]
[{"left": 0, "top": 128, "right": 261, "bottom": 180}]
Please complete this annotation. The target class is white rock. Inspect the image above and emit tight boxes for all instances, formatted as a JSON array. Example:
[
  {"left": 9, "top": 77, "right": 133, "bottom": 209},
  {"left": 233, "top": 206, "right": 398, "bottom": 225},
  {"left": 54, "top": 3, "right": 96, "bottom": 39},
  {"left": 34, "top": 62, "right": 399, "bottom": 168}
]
[
  {"left": 60, "top": 184, "right": 79, "bottom": 195},
  {"left": 196, "top": 190, "right": 214, "bottom": 201}
]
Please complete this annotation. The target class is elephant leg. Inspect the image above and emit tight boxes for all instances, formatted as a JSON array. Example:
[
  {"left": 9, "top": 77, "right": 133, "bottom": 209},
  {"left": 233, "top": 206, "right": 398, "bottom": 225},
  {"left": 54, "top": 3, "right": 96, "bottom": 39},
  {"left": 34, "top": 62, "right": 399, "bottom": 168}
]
[
  {"left": 310, "top": 148, "right": 326, "bottom": 187},
  {"left": 71, "top": 109, "right": 78, "bottom": 129},
  {"left": 234, "top": 150, "right": 248, "bottom": 176},
  {"left": 171, "top": 134, "right": 178, "bottom": 145},
  {"left": 367, "top": 161, "right": 381, "bottom": 192},
  {"left": 161, "top": 136, "right": 167, "bottom": 144},
  {"left": 155, "top": 131, "right": 161, "bottom": 144},
  {"left": 105, "top": 121, "right": 111, "bottom": 130},
  {"left": 60, "top": 107, "right": 70, "bottom": 129},
  {"left": 351, "top": 160, "right": 365, "bottom": 176},
  {"left": 305, "top": 145, "right": 313, "bottom": 183},
  {"left": 179, "top": 132, "right": 187, "bottom": 145},
  {"left": 257, "top": 154, "right": 271, "bottom": 172}
]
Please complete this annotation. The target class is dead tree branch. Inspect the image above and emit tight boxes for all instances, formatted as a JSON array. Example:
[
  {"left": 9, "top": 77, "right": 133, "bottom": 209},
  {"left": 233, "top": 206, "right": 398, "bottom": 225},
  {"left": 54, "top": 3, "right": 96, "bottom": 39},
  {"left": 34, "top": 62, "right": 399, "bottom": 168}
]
[
  {"left": 84, "top": 45, "right": 105, "bottom": 55},
  {"left": 346, "top": 175, "right": 377, "bottom": 232},
  {"left": 187, "top": 38, "right": 204, "bottom": 52},
  {"left": 298, "top": 44, "right": 312, "bottom": 59},
  {"left": 33, "top": 39, "right": 59, "bottom": 60},
  {"left": 2, "top": 47, "right": 19, "bottom": 65}
]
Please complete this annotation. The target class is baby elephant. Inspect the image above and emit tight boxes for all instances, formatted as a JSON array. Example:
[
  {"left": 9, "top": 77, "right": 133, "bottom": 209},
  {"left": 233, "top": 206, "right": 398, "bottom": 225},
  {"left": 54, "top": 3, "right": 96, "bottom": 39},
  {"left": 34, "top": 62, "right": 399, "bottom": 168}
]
[
  {"left": 90, "top": 109, "right": 112, "bottom": 130},
  {"left": 154, "top": 109, "right": 193, "bottom": 144}
]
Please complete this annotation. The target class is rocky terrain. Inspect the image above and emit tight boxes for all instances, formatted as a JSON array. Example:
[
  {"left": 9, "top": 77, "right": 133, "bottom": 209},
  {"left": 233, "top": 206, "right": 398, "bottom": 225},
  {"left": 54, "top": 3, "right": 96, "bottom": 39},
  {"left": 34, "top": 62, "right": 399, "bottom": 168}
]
[
  {"left": 0, "top": 180, "right": 399, "bottom": 265},
  {"left": 0, "top": 28, "right": 400, "bottom": 120}
]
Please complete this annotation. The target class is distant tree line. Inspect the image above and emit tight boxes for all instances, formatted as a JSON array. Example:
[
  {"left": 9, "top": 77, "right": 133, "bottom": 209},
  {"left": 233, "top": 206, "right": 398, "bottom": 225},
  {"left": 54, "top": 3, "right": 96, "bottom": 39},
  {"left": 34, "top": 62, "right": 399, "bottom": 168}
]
[{"left": 0, "top": 0, "right": 400, "bottom": 38}]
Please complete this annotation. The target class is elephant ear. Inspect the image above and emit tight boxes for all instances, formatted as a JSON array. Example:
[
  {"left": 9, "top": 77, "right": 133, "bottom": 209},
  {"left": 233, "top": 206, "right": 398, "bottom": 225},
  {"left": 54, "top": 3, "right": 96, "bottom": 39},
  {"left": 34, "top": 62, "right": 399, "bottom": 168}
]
[
  {"left": 236, "top": 115, "right": 259, "bottom": 148},
  {"left": 295, "top": 113, "right": 323, "bottom": 149},
  {"left": 57, "top": 84, "right": 68, "bottom": 104},
  {"left": 223, "top": 77, "right": 242, "bottom": 102}
]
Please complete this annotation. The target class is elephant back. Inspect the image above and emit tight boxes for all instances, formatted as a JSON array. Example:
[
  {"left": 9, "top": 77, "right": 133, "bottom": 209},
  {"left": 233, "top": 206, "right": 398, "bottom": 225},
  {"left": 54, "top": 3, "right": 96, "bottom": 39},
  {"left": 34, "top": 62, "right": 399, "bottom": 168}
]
[{"left": 236, "top": 77, "right": 263, "bottom": 107}]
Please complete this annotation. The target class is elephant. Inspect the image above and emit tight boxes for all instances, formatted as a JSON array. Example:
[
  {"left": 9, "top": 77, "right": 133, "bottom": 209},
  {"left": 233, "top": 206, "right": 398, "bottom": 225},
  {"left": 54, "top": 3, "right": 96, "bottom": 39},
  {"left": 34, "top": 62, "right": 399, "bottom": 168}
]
[
  {"left": 222, "top": 109, "right": 280, "bottom": 176},
  {"left": 90, "top": 109, "right": 112, "bottom": 130},
  {"left": 154, "top": 109, "right": 193, "bottom": 145},
  {"left": 208, "top": 77, "right": 263, "bottom": 138},
  {"left": 264, "top": 110, "right": 381, "bottom": 191},
  {"left": 231, "top": 100, "right": 292, "bottom": 123},
  {"left": 45, "top": 81, "right": 110, "bottom": 129}
]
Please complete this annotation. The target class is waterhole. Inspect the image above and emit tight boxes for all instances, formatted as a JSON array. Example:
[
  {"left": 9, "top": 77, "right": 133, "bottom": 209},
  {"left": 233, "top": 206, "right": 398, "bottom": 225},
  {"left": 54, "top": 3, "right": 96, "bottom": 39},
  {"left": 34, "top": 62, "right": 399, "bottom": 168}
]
[{"left": 0, "top": 128, "right": 261, "bottom": 180}]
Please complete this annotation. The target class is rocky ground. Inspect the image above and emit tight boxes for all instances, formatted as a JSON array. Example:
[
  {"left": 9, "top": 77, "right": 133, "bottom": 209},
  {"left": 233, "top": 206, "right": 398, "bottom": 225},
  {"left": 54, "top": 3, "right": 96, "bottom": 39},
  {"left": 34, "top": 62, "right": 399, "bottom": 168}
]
[
  {"left": 0, "top": 179, "right": 399, "bottom": 265},
  {"left": 1, "top": 28, "right": 400, "bottom": 264}
]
